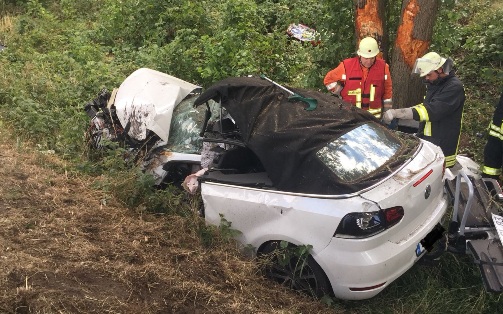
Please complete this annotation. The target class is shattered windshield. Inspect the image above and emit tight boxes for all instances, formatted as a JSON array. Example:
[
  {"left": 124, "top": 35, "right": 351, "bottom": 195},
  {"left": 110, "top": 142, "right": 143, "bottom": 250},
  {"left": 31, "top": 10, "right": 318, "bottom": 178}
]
[
  {"left": 166, "top": 96, "right": 220, "bottom": 154},
  {"left": 316, "top": 123, "right": 402, "bottom": 182}
]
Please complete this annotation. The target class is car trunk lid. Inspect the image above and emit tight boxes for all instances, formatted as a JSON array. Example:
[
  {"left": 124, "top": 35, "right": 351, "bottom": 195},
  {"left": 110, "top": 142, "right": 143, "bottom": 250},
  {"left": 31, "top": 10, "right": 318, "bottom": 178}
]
[{"left": 360, "top": 140, "right": 446, "bottom": 243}]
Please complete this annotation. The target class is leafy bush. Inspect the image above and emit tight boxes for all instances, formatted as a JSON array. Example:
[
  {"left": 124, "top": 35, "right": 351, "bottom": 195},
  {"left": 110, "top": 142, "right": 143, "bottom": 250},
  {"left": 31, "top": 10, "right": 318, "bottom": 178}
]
[{"left": 432, "top": 0, "right": 503, "bottom": 94}]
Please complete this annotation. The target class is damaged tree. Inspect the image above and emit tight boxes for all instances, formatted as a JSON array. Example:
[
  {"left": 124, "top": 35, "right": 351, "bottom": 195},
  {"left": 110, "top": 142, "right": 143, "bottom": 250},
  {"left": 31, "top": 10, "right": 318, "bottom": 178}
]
[
  {"left": 354, "top": 0, "right": 440, "bottom": 108},
  {"left": 355, "top": 0, "right": 387, "bottom": 60},
  {"left": 390, "top": 0, "right": 440, "bottom": 108}
]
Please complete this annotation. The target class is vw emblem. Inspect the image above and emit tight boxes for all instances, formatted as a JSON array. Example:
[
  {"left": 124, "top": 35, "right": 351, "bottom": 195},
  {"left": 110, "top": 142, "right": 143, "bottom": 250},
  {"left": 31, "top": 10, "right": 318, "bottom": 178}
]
[{"left": 424, "top": 185, "right": 431, "bottom": 199}]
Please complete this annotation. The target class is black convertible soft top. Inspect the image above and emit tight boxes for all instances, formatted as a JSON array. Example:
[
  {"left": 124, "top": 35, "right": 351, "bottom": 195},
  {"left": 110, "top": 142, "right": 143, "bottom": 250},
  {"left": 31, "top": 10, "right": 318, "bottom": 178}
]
[{"left": 194, "top": 76, "right": 413, "bottom": 194}]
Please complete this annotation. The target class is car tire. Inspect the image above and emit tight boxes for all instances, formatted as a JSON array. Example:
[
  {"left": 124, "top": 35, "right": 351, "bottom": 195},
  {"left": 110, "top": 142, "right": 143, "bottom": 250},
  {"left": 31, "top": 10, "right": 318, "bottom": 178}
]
[{"left": 259, "top": 241, "right": 333, "bottom": 298}]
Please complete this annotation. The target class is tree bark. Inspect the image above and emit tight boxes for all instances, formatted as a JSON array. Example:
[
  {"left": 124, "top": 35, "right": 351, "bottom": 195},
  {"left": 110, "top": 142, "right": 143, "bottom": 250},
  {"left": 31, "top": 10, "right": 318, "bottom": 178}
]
[
  {"left": 390, "top": 0, "right": 440, "bottom": 108},
  {"left": 354, "top": 0, "right": 388, "bottom": 60}
]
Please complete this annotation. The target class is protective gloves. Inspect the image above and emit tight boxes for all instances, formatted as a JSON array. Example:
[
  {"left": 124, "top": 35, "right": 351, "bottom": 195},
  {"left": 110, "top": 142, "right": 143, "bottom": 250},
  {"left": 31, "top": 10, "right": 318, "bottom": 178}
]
[{"left": 382, "top": 108, "right": 413, "bottom": 125}]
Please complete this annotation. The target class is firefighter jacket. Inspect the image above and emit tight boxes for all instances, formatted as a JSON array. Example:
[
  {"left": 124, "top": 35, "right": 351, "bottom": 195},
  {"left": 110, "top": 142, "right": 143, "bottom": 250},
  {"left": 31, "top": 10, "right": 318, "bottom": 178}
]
[
  {"left": 324, "top": 57, "right": 392, "bottom": 118},
  {"left": 411, "top": 72, "right": 465, "bottom": 167},
  {"left": 482, "top": 91, "right": 503, "bottom": 178}
]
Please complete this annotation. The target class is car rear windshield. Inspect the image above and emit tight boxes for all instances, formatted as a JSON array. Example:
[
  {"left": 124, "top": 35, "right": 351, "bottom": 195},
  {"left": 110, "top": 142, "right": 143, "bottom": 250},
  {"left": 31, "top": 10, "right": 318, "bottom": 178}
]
[{"left": 316, "top": 123, "right": 402, "bottom": 182}]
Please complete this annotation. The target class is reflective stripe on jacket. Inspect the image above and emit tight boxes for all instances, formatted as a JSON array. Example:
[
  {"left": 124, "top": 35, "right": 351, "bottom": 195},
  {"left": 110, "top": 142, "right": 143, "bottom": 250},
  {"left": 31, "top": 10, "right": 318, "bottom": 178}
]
[
  {"left": 488, "top": 122, "right": 503, "bottom": 140},
  {"left": 411, "top": 73, "right": 465, "bottom": 168},
  {"left": 340, "top": 57, "right": 386, "bottom": 118},
  {"left": 482, "top": 91, "right": 503, "bottom": 177}
]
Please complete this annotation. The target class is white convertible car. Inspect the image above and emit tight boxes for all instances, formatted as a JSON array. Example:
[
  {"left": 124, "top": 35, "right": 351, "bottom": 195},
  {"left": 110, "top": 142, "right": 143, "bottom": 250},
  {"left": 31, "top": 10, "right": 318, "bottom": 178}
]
[
  {"left": 85, "top": 71, "right": 450, "bottom": 300},
  {"left": 193, "top": 76, "right": 448, "bottom": 300}
]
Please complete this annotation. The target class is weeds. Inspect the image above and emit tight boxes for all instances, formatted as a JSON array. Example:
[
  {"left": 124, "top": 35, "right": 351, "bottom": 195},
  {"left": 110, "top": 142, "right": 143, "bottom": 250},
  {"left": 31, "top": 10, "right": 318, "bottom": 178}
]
[{"left": 218, "top": 213, "right": 242, "bottom": 242}]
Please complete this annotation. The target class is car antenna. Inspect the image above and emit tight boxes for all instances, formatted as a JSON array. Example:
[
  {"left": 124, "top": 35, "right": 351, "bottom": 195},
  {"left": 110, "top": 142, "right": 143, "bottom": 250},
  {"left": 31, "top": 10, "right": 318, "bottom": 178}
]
[{"left": 260, "top": 74, "right": 317, "bottom": 111}]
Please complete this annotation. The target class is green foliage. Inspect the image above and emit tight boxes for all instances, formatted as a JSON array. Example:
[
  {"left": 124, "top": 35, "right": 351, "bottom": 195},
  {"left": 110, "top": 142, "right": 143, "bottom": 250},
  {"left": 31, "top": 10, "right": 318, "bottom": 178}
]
[
  {"left": 56, "top": 0, "right": 102, "bottom": 20},
  {"left": 195, "top": 213, "right": 244, "bottom": 249},
  {"left": 218, "top": 213, "right": 242, "bottom": 241},
  {"left": 95, "top": 0, "right": 165, "bottom": 46},
  {"left": 143, "top": 185, "right": 189, "bottom": 215},
  {"left": 460, "top": 18, "right": 503, "bottom": 91},
  {"left": 432, "top": 0, "right": 503, "bottom": 93},
  {"left": 431, "top": 2, "right": 466, "bottom": 55},
  {"left": 152, "top": 29, "right": 205, "bottom": 83},
  {"left": 97, "top": 167, "right": 157, "bottom": 208},
  {"left": 276, "top": 241, "right": 313, "bottom": 269},
  {"left": 86, "top": 149, "right": 199, "bottom": 214},
  {"left": 81, "top": 140, "right": 132, "bottom": 174},
  {"left": 25, "top": 0, "right": 50, "bottom": 18}
]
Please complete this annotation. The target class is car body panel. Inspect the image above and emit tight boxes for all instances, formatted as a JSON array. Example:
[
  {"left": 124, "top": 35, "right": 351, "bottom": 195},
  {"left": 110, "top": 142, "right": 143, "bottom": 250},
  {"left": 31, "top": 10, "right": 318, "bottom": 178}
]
[
  {"left": 87, "top": 73, "right": 450, "bottom": 300},
  {"left": 316, "top": 191, "right": 446, "bottom": 300},
  {"left": 202, "top": 182, "right": 372, "bottom": 254},
  {"left": 114, "top": 68, "right": 201, "bottom": 142},
  {"left": 361, "top": 139, "right": 447, "bottom": 243}
]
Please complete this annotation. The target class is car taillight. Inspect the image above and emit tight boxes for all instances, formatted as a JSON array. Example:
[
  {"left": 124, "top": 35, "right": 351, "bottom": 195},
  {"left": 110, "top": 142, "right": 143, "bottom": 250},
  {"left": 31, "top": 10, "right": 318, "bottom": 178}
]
[
  {"left": 383, "top": 206, "right": 404, "bottom": 227},
  {"left": 334, "top": 204, "right": 404, "bottom": 239}
]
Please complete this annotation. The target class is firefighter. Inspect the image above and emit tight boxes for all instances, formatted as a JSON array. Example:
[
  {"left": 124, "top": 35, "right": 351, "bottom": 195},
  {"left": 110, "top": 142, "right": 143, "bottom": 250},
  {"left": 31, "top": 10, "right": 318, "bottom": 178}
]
[
  {"left": 482, "top": 91, "right": 503, "bottom": 180},
  {"left": 383, "top": 52, "right": 465, "bottom": 168},
  {"left": 323, "top": 37, "right": 393, "bottom": 118}
]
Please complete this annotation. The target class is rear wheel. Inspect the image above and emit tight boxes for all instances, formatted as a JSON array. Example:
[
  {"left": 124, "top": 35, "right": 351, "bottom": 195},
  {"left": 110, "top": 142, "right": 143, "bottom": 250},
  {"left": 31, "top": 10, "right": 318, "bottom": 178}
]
[{"left": 259, "top": 241, "right": 332, "bottom": 298}]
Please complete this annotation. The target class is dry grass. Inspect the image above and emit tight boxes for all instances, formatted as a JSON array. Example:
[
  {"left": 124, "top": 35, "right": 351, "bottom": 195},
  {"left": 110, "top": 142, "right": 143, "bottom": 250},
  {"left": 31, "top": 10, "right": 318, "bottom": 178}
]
[
  {"left": 0, "top": 15, "right": 13, "bottom": 32},
  {"left": 0, "top": 127, "right": 334, "bottom": 313},
  {"left": 0, "top": 15, "right": 13, "bottom": 45}
]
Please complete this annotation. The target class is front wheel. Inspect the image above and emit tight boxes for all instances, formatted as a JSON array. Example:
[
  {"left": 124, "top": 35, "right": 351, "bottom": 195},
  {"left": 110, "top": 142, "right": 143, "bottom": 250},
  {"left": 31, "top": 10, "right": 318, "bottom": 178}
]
[{"left": 259, "top": 241, "right": 333, "bottom": 298}]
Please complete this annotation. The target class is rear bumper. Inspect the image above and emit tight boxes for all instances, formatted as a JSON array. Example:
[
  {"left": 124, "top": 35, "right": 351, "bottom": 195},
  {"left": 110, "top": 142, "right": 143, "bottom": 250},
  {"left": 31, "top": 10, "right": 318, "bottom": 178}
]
[{"left": 314, "top": 193, "right": 448, "bottom": 300}]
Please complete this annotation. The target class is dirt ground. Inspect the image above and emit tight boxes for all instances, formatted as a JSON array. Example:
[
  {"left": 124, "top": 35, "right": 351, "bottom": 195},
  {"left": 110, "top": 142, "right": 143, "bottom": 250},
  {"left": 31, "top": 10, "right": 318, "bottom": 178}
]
[{"left": 0, "top": 129, "right": 333, "bottom": 313}]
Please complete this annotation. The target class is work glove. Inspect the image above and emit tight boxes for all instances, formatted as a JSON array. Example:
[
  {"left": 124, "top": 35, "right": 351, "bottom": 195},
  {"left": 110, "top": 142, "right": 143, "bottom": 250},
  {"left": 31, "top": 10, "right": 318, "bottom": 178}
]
[{"left": 382, "top": 108, "right": 413, "bottom": 125}]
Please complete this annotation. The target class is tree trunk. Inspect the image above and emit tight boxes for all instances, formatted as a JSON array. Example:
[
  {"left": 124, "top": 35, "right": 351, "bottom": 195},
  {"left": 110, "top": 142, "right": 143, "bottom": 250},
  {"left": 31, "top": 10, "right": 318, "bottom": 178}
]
[
  {"left": 390, "top": 0, "right": 440, "bottom": 108},
  {"left": 354, "top": 0, "right": 388, "bottom": 61}
]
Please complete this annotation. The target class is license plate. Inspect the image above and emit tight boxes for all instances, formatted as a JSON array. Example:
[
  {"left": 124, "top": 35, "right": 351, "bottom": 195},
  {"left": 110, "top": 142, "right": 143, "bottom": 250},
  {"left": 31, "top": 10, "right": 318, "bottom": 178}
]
[
  {"left": 415, "top": 223, "right": 445, "bottom": 257},
  {"left": 415, "top": 242, "right": 425, "bottom": 257}
]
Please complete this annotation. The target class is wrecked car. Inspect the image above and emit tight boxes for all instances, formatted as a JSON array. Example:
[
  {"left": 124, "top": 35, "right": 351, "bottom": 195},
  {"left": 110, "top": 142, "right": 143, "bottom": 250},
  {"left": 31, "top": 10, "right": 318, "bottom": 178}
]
[
  {"left": 84, "top": 69, "right": 503, "bottom": 299},
  {"left": 84, "top": 68, "right": 219, "bottom": 187},
  {"left": 192, "top": 76, "right": 449, "bottom": 300}
]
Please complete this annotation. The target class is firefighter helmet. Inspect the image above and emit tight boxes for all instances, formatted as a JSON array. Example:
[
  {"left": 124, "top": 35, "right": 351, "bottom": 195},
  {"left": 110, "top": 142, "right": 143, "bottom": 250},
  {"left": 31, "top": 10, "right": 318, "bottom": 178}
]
[
  {"left": 357, "top": 37, "right": 379, "bottom": 58},
  {"left": 412, "top": 52, "right": 447, "bottom": 77}
]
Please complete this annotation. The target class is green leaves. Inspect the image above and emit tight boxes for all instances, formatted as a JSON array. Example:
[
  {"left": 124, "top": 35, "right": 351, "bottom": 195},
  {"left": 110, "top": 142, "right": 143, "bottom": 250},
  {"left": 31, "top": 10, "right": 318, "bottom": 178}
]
[
  {"left": 1, "top": 0, "right": 502, "bottom": 173},
  {"left": 432, "top": 0, "right": 503, "bottom": 92}
]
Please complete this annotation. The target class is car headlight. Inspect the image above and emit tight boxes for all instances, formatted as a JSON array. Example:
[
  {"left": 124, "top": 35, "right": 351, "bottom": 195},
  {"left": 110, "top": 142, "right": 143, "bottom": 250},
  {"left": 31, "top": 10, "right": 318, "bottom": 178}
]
[{"left": 334, "top": 203, "right": 404, "bottom": 239}]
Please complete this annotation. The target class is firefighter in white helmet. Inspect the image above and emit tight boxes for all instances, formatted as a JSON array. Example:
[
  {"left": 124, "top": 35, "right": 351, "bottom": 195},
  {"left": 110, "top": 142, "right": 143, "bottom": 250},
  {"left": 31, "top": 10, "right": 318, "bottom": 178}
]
[
  {"left": 323, "top": 36, "right": 393, "bottom": 118},
  {"left": 383, "top": 52, "right": 465, "bottom": 167}
]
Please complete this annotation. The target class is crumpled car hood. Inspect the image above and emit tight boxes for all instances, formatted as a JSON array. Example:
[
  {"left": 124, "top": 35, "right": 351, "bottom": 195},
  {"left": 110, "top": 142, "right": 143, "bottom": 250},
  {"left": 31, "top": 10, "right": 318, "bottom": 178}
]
[{"left": 114, "top": 68, "right": 201, "bottom": 142}]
